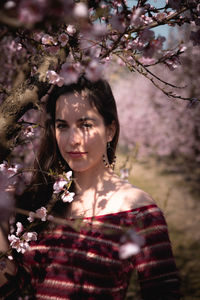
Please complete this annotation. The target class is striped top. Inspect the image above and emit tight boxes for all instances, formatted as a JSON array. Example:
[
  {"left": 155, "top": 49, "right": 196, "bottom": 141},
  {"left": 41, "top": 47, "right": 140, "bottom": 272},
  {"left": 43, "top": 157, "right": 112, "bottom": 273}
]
[{"left": 23, "top": 204, "right": 180, "bottom": 300}]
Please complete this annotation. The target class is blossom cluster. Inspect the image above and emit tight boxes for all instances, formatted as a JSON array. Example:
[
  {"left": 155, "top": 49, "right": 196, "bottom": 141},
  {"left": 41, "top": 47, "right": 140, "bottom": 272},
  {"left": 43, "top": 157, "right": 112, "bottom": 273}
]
[
  {"left": 0, "top": 169, "right": 74, "bottom": 259},
  {"left": 0, "top": 0, "right": 199, "bottom": 102},
  {"left": 112, "top": 43, "right": 200, "bottom": 161},
  {"left": 8, "top": 226, "right": 37, "bottom": 254},
  {"left": 53, "top": 171, "right": 75, "bottom": 203}
]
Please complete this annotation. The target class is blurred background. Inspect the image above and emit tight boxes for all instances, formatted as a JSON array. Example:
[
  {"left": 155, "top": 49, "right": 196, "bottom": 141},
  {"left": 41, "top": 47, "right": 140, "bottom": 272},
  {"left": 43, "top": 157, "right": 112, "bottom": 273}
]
[{"left": 105, "top": 24, "right": 200, "bottom": 300}]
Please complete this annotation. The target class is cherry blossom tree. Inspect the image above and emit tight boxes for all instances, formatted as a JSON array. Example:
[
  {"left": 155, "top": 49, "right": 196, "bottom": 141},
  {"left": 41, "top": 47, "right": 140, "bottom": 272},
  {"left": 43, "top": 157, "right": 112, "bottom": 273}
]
[
  {"left": 0, "top": 0, "right": 200, "bottom": 161},
  {"left": 110, "top": 22, "right": 200, "bottom": 162},
  {"left": 0, "top": 2, "right": 200, "bottom": 294}
]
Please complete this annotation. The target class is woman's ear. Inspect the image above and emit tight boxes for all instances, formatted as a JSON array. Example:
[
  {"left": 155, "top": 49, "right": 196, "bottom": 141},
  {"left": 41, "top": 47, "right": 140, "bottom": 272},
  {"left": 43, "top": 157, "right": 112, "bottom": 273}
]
[{"left": 106, "top": 120, "right": 116, "bottom": 143}]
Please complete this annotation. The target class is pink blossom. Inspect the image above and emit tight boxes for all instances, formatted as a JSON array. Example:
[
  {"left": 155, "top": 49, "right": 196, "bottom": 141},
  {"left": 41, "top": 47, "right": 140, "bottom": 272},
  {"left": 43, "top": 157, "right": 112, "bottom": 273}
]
[
  {"left": 73, "top": 2, "right": 88, "bottom": 18},
  {"left": 4, "top": 1, "right": 16, "bottom": 9},
  {"left": 23, "top": 126, "right": 34, "bottom": 138},
  {"left": 156, "top": 12, "right": 167, "bottom": 21},
  {"left": 64, "top": 171, "right": 73, "bottom": 181},
  {"left": 59, "top": 62, "right": 83, "bottom": 85},
  {"left": 46, "top": 70, "right": 64, "bottom": 87},
  {"left": 27, "top": 211, "right": 35, "bottom": 223},
  {"left": 143, "top": 36, "right": 166, "bottom": 58},
  {"left": 16, "top": 222, "right": 24, "bottom": 236},
  {"left": 53, "top": 171, "right": 72, "bottom": 193},
  {"left": 92, "top": 23, "right": 108, "bottom": 38},
  {"left": 8, "top": 234, "right": 29, "bottom": 253},
  {"left": 32, "top": 30, "right": 43, "bottom": 42},
  {"left": 46, "top": 45, "right": 60, "bottom": 55},
  {"left": 58, "top": 33, "right": 69, "bottom": 47},
  {"left": 53, "top": 178, "right": 68, "bottom": 194},
  {"left": 85, "top": 59, "right": 103, "bottom": 81},
  {"left": 61, "top": 191, "right": 75, "bottom": 203},
  {"left": 28, "top": 207, "right": 47, "bottom": 222},
  {"left": 9, "top": 216, "right": 15, "bottom": 234},
  {"left": 139, "top": 29, "right": 154, "bottom": 43},
  {"left": 119, "top": 228, "right": 145, "bottom": 259},
  {"left": 8, "top": 231, "right": 37, "bottom": 253},
  {"left": 179, "top": 45, "right": 187, "bottom": 53},
  {"left": 165, "top": 55, "right": 180, "bottom": 70},
  {"left": 119, "top": 242, "right": 140, "bottom": 259},
  {"left": 41, "top": 34, "right": 57, "bottom": 46},
  {"left": 110, "top": 15, "right": 126, "bottom": 33},
  {"left": 35, "top": 207, "right": 47, "bottom": 221},
  {"left": 131, "top": 7, "right": 144, "bottom": 27},
  {"left": 23, "top": 231, "right": 37, "bottom": 242},
  {"left": 120, "top": 168, "right": 129, "bottom": 180},
  {"left": 66, "top": 25, "right": 76, "bottom": 36},
  {"left": 0, "top": 161, "right": 20, "bottom": 178},
  {"left": 139, "top": 56, "right": 156, "bottom": 65}
]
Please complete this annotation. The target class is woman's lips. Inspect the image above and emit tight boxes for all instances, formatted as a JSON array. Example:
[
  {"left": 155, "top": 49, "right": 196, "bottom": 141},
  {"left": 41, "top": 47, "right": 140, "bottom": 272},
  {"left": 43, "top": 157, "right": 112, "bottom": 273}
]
[{"left": 67, "top": 152, "right": 87, "bottom": 159}]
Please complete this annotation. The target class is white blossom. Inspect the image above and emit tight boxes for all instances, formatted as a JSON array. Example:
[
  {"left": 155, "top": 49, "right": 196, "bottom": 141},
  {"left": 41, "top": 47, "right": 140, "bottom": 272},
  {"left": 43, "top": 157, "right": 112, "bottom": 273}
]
[
  {"left": 35, "top": 207, "right": 47, "bottom": 221},
  {"left": 66, "top": 25, "right": 76, "bottom": 36},
  {"left": 8, "top": 234, "right": 29, "bottom": 253},
  {"left": 73, "top": 2, "right": 88, "bottom": 18},
  {"left": 61, "top": 191, "right": 75, "bottom": 203},
  {"left": 27, "top": 211, "right": 35, "bottom": 223},
  {"left": 23, "top": 231, "right": 37, "bottom": 242},
  {"left": 27, "top": 207, "right": 47, "bottom": 222},
  {"left": 41, "top": 34, "right": 57, "bottom": 45},
  {"left": 53, "top": 178, "right": 68, "bottom": 194},
  {"left": 46, "top": 70, "right": 64, "bottom": 87},
  {"left": 119, "top": 242, "right": 140, "bottom": 259},
  {"left": 53, "top": 171, "right": 72, "bottom": 194},
  {"left": 58, "top": 33, "right": 69, "bottom": 47},
  {"left": 16, "top": 222, "right": 24, "bottom": 236}
]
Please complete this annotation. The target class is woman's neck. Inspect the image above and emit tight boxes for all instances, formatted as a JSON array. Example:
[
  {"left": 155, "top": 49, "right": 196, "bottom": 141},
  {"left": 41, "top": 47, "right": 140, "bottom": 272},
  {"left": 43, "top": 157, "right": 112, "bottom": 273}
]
[{"left": 74, "top": 164, "right": 114, "bottom": 196}]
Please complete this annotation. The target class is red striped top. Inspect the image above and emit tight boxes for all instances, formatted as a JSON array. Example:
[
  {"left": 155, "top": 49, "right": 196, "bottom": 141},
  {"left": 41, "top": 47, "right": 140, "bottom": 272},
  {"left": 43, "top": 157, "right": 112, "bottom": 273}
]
[{"left": 23, "top": 204, "right": 180, "bottom": 300}]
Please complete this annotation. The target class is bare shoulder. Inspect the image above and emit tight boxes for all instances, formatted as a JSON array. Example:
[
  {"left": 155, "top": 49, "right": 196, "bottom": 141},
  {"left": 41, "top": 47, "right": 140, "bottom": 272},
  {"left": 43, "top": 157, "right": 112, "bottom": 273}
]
[{"left": 111, "top": 176, "right": 155, "bottom": 212}]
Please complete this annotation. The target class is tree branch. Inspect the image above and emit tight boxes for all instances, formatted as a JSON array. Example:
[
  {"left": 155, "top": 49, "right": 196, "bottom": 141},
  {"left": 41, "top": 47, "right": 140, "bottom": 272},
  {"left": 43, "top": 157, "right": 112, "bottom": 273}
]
[{"left": 0, "top": 50, "right": 66, "bottom": 162}]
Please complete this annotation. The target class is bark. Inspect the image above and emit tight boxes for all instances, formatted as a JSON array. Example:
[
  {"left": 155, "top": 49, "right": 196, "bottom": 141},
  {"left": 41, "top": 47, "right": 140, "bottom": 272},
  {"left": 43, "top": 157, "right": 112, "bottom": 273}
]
[
  {"left": 0, "top": 50, "right": 66, "bottom": 162},
  {"left": 0, "top": 78, "right": 48, "bottom": 161}
]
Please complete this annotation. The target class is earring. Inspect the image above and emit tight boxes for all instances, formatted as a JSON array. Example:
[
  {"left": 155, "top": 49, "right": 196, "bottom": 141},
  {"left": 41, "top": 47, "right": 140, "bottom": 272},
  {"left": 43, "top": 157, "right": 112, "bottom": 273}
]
[
  {"left": 102, "top": 154, "right": 110, "bottom": 169},
  {"left": 102, "top": 143, "right": 117, "bottom": 170},
  {"left": 110, "top": 155, "right": 116, "bottom": 170}
]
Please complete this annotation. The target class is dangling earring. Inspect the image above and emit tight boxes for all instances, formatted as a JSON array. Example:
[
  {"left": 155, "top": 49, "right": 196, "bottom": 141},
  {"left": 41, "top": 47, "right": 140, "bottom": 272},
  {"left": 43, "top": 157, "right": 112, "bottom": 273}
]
[
  {"left": 102, "top": 154, "right": 110, "bottom": 169},
  {"left": 102, "top": 142, "right": 116, "bottom": 170}
]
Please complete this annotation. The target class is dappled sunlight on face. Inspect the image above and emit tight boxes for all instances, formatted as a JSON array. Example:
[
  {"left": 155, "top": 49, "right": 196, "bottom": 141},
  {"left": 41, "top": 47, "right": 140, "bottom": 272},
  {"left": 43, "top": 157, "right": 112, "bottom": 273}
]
[{"left": 55, "top": 92, "right": 109, "bottom": 173}]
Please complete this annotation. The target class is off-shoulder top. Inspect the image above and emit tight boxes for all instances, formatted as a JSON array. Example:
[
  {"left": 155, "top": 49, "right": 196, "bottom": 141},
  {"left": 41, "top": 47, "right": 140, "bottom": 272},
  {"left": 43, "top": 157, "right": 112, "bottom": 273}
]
[{"left": 23, "top": 204, "right": 180, "bottom": 300}]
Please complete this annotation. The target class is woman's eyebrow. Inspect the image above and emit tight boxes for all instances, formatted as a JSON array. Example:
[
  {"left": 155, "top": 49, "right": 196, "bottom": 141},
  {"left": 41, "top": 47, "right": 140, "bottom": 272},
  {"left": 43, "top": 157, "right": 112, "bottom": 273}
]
[
  {"left": 78, "top": 117, "right": 95, "bottom": 122},
  {"left": 55, "top": 118, "right": 67, "bottom": 123},
  {"left": 55, "top": 117, "right": 95, "bottom": 124}
]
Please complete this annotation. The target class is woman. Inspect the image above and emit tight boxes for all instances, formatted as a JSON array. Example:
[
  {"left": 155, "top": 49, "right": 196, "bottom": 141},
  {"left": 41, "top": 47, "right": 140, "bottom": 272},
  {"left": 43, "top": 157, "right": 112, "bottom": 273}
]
[{"left": 1, "top": 77, "right": 180, "bottom": 299}]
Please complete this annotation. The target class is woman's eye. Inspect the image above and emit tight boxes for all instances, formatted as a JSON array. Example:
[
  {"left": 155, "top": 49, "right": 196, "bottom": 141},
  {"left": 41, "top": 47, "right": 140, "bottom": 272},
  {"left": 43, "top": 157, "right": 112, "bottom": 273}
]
[
  {"left": 56, "top": 123, "right": 67, "bottom": 129},
  {"left": 81, "top": 123, "right": 92, "bottom": 129}
]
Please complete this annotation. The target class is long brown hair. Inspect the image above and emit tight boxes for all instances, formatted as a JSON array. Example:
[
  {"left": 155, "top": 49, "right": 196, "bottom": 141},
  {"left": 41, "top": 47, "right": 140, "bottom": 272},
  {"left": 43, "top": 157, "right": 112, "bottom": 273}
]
[{"left": 17, "top": 77, "right": 120, "bottom": 220}]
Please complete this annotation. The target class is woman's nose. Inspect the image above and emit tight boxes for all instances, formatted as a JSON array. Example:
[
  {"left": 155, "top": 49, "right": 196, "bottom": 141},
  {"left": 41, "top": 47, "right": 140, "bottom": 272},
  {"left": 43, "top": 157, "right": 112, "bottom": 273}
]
[{"left": 68, "top": 127, "right": 81, "bottom": 146}]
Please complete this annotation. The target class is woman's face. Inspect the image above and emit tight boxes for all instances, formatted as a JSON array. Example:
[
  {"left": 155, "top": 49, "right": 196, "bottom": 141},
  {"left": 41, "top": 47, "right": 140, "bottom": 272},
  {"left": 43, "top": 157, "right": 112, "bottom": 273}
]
[{"left": 55, "top": 92, "right": 115, "bottom": 173}]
